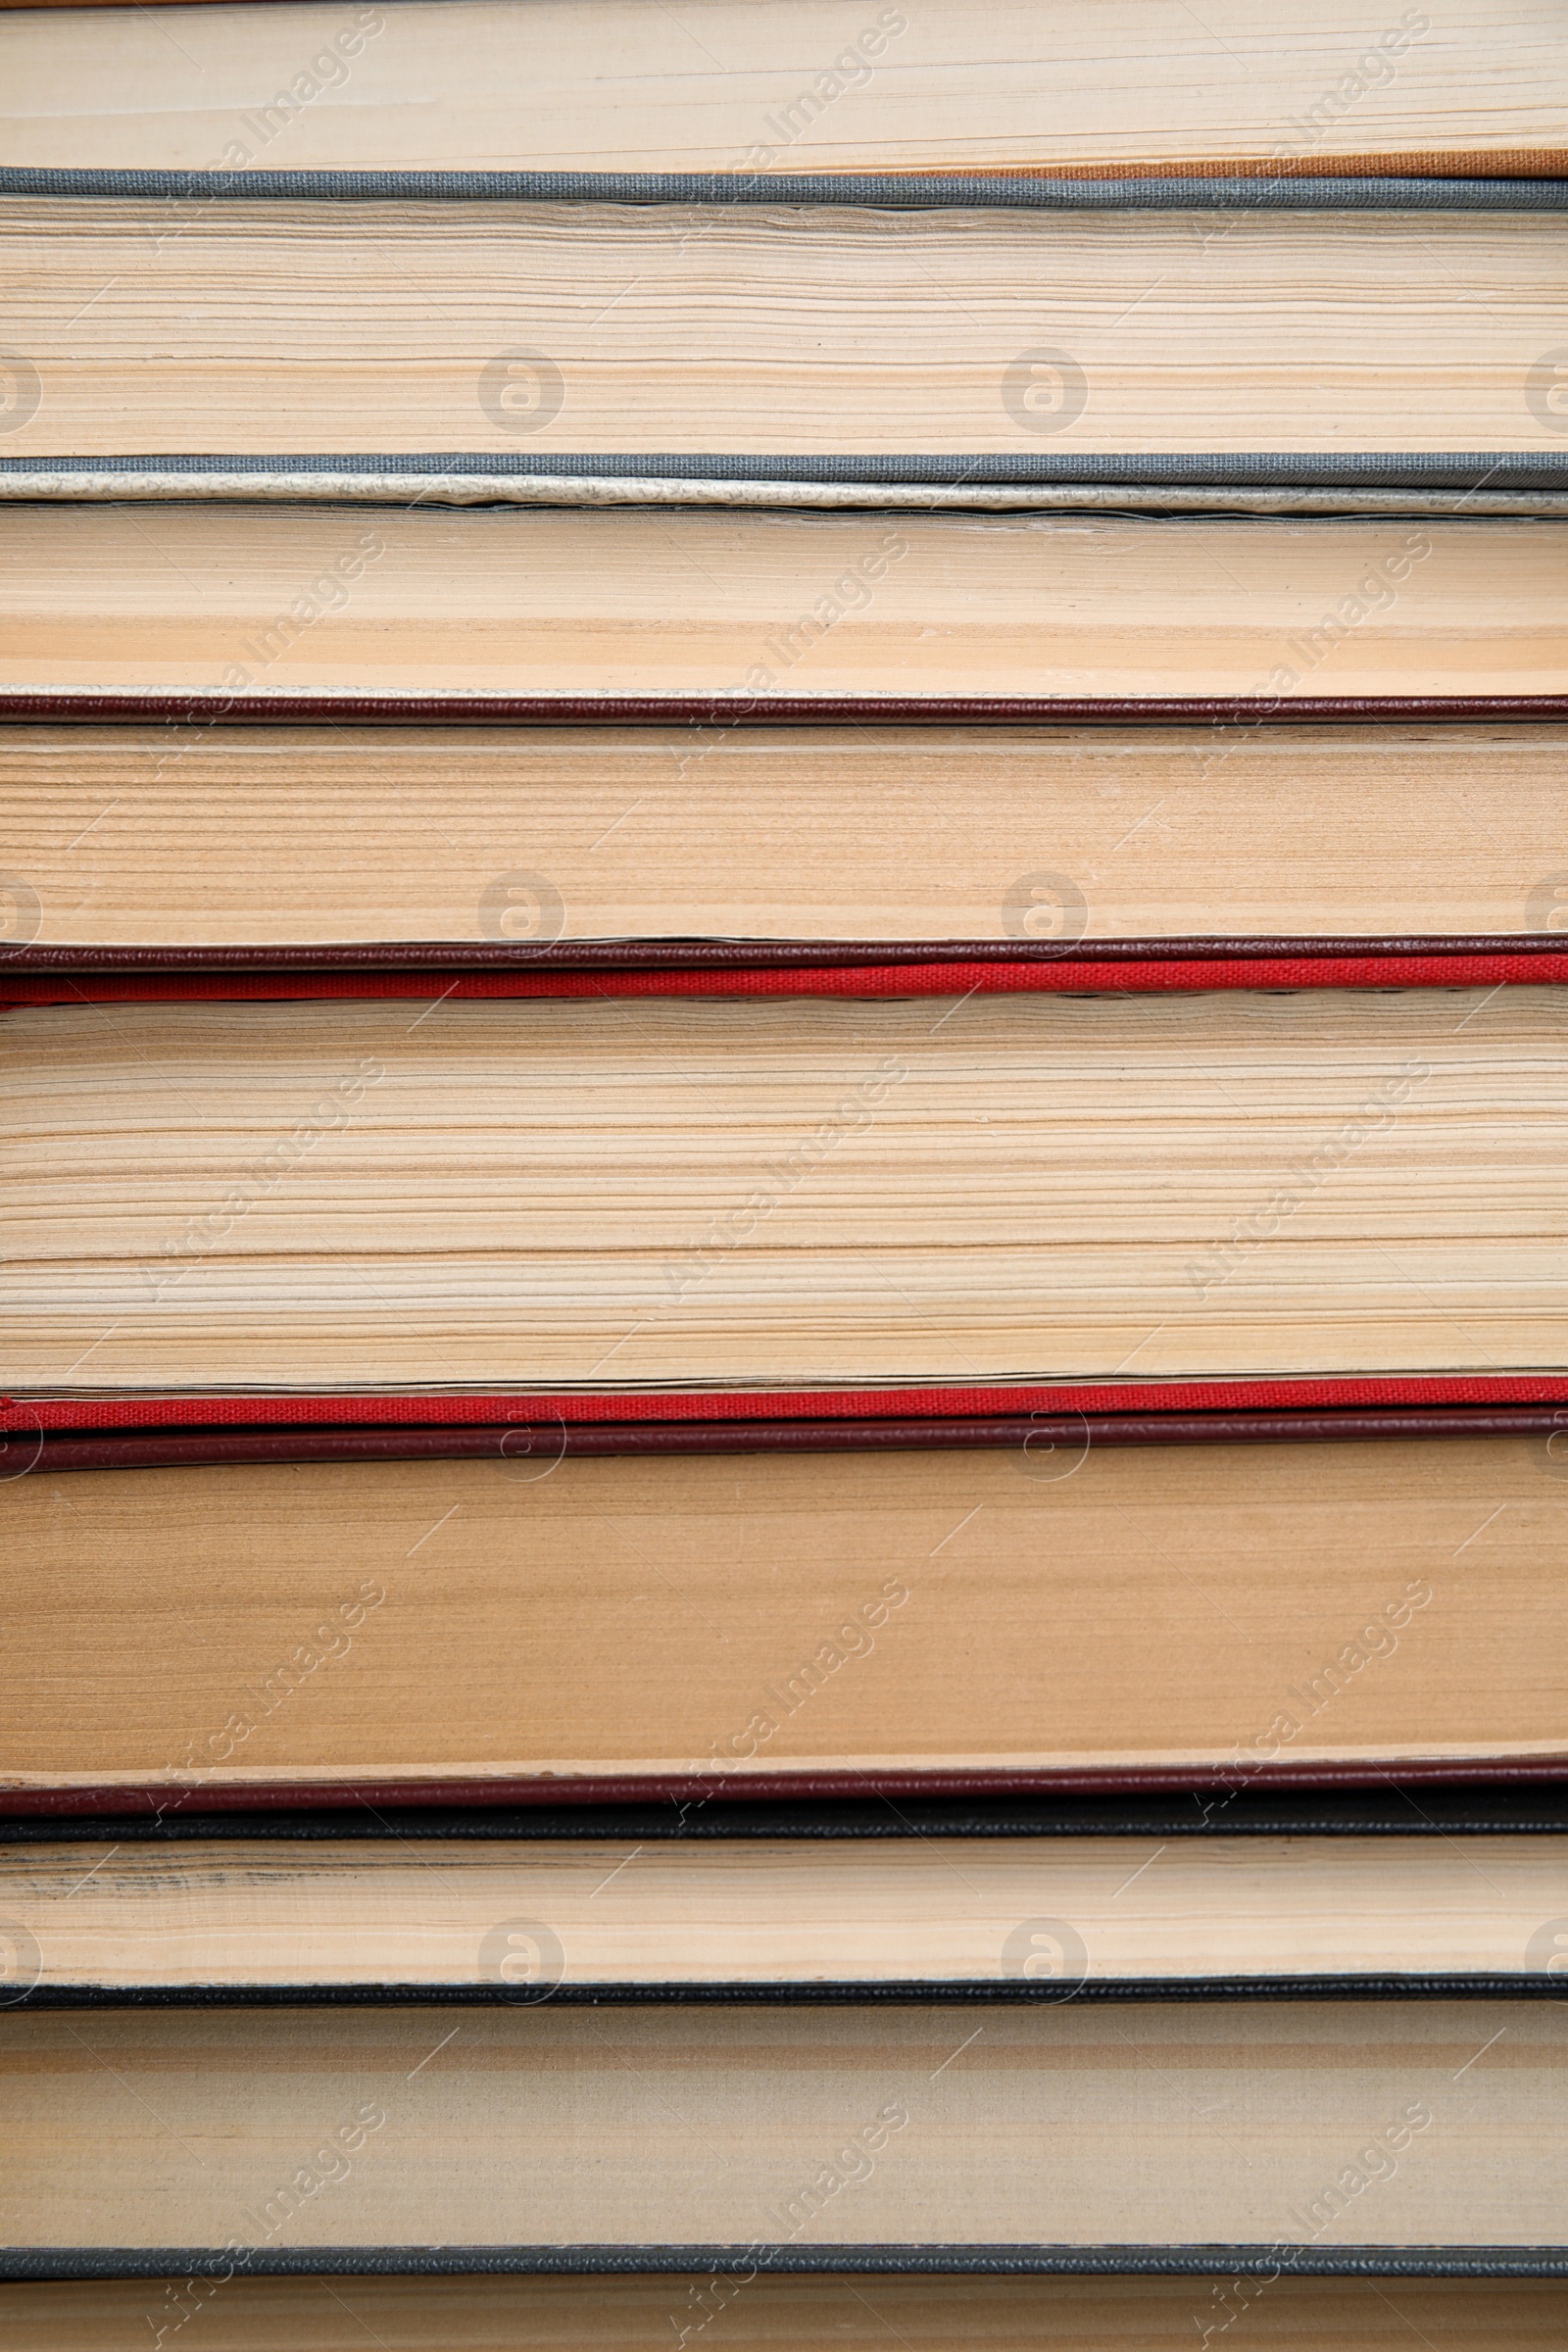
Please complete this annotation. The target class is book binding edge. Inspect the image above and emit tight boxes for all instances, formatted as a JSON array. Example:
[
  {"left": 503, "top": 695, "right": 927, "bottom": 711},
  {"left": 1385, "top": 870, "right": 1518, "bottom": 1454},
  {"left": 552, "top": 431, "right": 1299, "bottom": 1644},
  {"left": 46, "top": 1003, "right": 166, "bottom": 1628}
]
[
  {"left": 2, "top": 2245, "right": 1564, "bottom": 2280},
  {"left": 10, "top": 1975, "right": 1568, "bottom": 2010},
  {"left": 7, "top": 1758, "right": 1568, "bottom": 1821}
]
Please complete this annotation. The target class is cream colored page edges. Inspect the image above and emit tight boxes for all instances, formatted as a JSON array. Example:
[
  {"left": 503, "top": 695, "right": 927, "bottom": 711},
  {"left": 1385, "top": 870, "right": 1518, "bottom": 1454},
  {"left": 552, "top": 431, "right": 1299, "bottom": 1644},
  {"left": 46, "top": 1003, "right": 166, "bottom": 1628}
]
[
  {"left": 3, "top": 2005, "right": 1562, "bottom": 2247},
  {"left": 2, "top": 509, "right": 1562, "bottom": 700},
  {"left": 1, "top": 0, "right": 1562, "bottom": 172},
  {"left": 2, "top": 1443, "right": 1560, "bottom": 1780},
  {"left": 4, "top": 988, "right": 1566, "bottom": 1388},
  {"left": 5, "top": 723, "right": 1565, "bottom": 946},
  {"left": 5, "top": 1837, "right": 1564, "bottom": 1985},
  {"left": 1, "top": 203, "right": 1561, "bottom": 457}
]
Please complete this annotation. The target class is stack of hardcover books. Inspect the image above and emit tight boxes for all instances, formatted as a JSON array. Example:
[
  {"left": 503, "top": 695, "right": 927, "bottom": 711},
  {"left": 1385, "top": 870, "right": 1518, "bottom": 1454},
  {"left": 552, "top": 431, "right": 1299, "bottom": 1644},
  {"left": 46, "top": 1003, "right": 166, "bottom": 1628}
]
[{"left": 1, "top": 2, "right": 1565, "bottom": 2344}]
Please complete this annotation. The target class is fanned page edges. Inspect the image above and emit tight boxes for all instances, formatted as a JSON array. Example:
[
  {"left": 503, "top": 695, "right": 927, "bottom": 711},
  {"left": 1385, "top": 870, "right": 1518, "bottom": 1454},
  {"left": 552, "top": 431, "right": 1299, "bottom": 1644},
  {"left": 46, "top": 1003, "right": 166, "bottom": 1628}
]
[
  {"left": 11, "top": 1815, "right": 1568, "bottom": 2000},
  {"left": 9, "top": 986, "right": 1564, "bottom": 1389},
  {"left": 15, "top": 704, "right": 1563, "bottom": 960},
  {"left": 5, "top": 515, "right": 1560, "bottom": 700},
  {"left": 1, "top": 211, "right": 1562, "bottom": 463},
  {"left": 3, "top": 0, "right": 1565, "bottom": 188}
]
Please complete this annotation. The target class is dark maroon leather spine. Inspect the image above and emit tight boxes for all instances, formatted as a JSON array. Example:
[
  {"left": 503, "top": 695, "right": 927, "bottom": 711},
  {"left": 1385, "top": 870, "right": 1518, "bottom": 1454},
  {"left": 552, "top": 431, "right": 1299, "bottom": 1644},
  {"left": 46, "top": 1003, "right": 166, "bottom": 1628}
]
[
  {"left": 9, "top": 935, "right": 1568, "bottom": 975},
  {"left": 24, "top": 1405, "right": 1568, "bottom": 1474},
  {"left": 8, "top": 1755, "right": 1568, "bottom": 1819},
  {"left": 4, "top": 694, "right": 1567, "bottom": 725}
]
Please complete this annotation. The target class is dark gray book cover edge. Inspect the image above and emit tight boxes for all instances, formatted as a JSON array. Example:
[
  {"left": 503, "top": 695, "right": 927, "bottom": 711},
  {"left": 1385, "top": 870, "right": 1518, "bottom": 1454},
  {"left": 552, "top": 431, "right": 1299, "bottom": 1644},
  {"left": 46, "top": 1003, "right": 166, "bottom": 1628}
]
[
  {"left": 4, "top": 452, "right": 1565, "bottom": 487},
  {"left": 8, "top": 1977, "right": 1568, "bottom": 2009},
  {"left": 3, "top": 2245, "right": 1564, "bottom": 2279},
  {"left": 5, "top": 1788, "right": 1567, "bottom": 1839},
  {"left": 3, "top": 168, "right": 1566, "bottom": 209}
]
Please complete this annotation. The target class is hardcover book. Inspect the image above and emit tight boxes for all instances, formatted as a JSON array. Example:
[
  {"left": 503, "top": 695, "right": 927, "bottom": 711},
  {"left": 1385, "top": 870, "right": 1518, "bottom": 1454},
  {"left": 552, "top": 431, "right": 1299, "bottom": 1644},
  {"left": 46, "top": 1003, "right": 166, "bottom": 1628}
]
[
  {"left": 4, "top": 1408, "right": 1565, "bottom": 1806},
  {"left": 4, "top": 0, "right": 1565, "bottom": 182},
  {"left": 0, "top": 187, "right": 1564, "bottom": 472},
  {"left": 1, "top": 1999, "right": 1561, "bottom": 2268}
]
